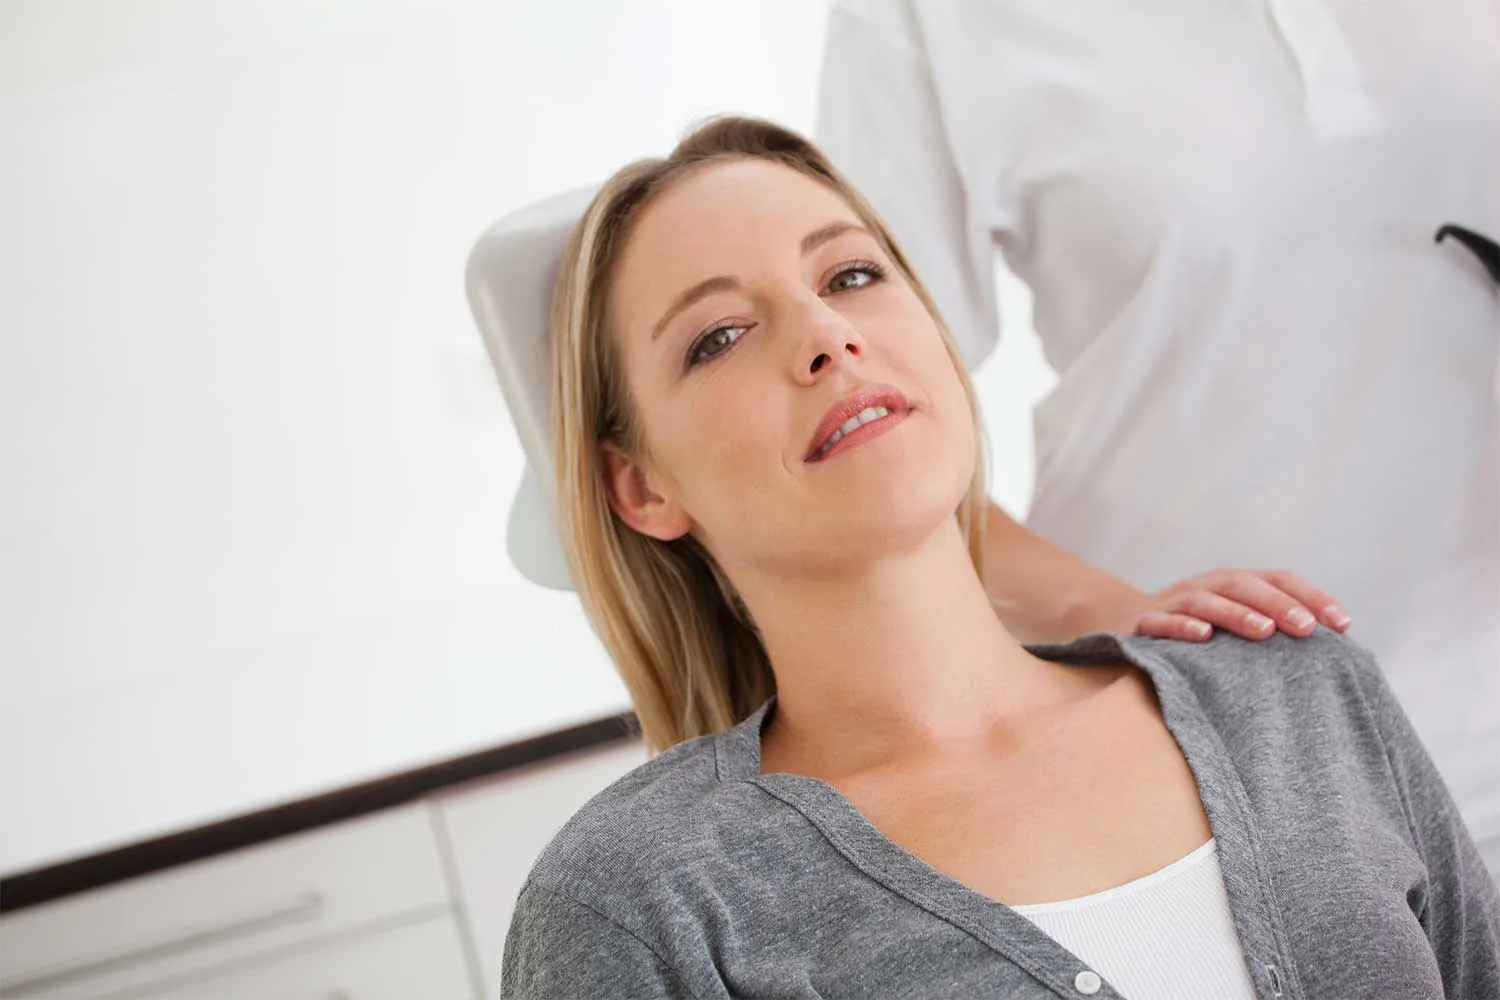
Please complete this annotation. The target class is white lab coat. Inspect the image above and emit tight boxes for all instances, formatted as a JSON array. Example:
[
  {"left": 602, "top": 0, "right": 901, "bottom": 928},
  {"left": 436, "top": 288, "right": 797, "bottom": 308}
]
[{"left": 816, "top": 0, "right": 1500, "bottom": 863}]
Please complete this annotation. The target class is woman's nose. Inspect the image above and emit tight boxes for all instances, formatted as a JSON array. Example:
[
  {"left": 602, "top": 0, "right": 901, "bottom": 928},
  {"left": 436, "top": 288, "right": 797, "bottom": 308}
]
[{"left": 789, "top": 301, "right": 866, "bottom": 385}]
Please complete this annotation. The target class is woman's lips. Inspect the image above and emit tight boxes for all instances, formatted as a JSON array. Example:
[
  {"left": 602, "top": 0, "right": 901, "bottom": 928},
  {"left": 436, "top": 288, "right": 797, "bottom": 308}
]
[
  {"left": 805, "top": 407, "right": 910, "bottom": 463},
  {"left": 805, "top": 384, "right": 914, "bottom": 461}
]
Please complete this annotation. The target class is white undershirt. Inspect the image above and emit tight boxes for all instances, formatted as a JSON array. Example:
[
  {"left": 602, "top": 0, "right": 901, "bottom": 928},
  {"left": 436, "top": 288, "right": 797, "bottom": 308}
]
[{"left": 1011, "top": 840, "right": 1258, "bottom": 1000}]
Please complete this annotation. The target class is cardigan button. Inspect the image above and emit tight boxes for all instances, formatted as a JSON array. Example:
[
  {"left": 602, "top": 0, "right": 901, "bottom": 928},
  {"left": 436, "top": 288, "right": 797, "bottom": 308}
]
[{"left": 1074, "top": 970, "right": 1102, "bottom": 995}]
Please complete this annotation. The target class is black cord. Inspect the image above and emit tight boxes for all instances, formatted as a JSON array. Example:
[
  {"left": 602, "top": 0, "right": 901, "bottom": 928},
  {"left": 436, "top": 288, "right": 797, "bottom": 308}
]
[{"left": 1435, "top": 223, "right": 1500, "bottom": 285}]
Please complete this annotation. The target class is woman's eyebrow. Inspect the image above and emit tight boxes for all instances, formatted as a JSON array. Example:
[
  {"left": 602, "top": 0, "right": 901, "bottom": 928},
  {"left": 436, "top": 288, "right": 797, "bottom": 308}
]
[
  {"left": 800, "top": 221, "right": 869, "bottom": 255},
  {"left": 649, "top": 222, "right": 873, "bottom": 341},
  {"left": 652, "top": 275, "right": 739, "bottom": 341}
]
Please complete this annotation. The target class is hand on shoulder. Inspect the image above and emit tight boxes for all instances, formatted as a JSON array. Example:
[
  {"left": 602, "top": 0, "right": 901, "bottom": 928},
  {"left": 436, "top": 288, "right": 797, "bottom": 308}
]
[{"left": 1118, "top": 568, "right": 1353, "bottom": 644}]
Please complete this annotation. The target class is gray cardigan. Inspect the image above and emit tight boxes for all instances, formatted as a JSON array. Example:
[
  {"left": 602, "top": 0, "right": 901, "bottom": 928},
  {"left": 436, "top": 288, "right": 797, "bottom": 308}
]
[{"left": 500, "top": 630, "right": 1500, "bottom": 999}]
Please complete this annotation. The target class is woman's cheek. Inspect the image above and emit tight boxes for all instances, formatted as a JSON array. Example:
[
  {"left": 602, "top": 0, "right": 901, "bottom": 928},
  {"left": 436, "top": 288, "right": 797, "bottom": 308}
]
[{"left": 700, "top": 410, "right": 770, "bottom": 480}]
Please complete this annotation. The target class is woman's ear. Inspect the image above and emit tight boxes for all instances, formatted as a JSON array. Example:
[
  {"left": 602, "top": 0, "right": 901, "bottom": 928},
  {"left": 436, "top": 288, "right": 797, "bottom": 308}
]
[{"left": 600, "top": 442, "right": 693, "bottom": 542}]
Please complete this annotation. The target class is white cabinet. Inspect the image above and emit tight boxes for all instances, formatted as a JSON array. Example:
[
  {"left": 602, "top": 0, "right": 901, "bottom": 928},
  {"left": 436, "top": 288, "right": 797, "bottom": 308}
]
[
  {"left": 141, "top": 913, "right": 472, "bottom": 1000},
  {"left": 0, "top": 804, "right": 466, "bottom": 999},
  {"left": 0, "top": 740, "right": 653, "bottom": 1000},
  {"left": 436, "top": 740, "right": 649, "bottom": 1000}
]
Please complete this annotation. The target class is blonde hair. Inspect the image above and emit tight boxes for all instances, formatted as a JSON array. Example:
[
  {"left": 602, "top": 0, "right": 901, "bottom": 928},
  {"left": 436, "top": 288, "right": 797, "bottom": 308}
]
[{"left": 550, "top": 116, "right": 989, "bottom": 753}]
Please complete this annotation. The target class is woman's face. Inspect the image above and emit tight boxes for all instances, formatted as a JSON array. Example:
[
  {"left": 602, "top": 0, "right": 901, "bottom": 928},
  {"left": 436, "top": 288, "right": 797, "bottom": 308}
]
[{"left": 605, "top": 159, "right": 977, "bottom": 581}]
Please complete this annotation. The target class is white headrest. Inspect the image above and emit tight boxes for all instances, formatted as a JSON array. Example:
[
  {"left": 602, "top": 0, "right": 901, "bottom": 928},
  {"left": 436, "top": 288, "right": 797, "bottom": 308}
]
[{"left": 465, "top": 186, "right": 598, "bottom": 591}]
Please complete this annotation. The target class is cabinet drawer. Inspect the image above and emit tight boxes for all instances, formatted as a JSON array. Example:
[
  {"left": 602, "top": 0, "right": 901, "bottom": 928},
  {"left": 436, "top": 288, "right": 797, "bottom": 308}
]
[
  {"left": 435, "top": 740, "right": 649, "bottom": 1000},
  {"left": 0, "top": 804, "right": 450, "bottom": 999},
  {"left": 133, "top": 912, "right": 472, "bottom": 1000}
]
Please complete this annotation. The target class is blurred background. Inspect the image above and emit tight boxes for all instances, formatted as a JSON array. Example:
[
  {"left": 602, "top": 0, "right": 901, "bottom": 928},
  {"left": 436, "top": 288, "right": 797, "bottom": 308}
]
[{"left": 0, "top": 2, "right": 1057, "bottom": 997}]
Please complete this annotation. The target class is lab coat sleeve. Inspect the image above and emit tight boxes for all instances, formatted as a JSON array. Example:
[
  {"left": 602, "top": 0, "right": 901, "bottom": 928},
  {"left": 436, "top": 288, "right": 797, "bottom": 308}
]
[
  {"left": 500, "top": 882, "right": 693, "bottom": 999},
  {"left": 815, "top": 0, "right": 1001, "bottom": 371}
]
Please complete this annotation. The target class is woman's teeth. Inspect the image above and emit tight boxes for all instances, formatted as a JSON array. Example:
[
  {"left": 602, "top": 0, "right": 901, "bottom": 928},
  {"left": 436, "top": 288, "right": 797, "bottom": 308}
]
[{"left": 816, "top": 406, "right": 891, "bottom": 457}]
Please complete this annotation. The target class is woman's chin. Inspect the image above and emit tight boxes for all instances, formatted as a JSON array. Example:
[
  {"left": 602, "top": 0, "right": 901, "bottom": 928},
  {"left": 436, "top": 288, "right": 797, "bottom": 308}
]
[
  {"left": 809, "top": 436, "right": 972, "bottom": 509},
  {"left": 815, "top": 483, "right": 971, "bottom": 554}
]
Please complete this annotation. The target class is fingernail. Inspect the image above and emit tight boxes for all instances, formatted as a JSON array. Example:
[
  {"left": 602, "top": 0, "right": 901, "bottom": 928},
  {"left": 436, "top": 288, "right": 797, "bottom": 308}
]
[
  {"left": 1188, "top": 621, "right": 1212, "bottom": 639},
  {"left": 1246, "top": 612, "right": 1274, "bottom": 632},
  {"left": 1286, "top": 607, "right": 1315, "bottom": 630},
  {"left": 1325, "top": 605, "right": 1351, "bottom": 629}
]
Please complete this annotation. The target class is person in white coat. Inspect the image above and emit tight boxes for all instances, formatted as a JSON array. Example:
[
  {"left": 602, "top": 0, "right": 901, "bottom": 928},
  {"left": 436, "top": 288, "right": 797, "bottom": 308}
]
[{"left": 814, "top": 0, "right": 1500, "bottom": 871}]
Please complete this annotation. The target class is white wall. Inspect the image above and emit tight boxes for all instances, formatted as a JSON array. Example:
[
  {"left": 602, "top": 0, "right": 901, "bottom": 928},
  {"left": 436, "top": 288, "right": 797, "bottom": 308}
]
[{"left": 0, "top": 0, "right": 1055, "bottom": 877}]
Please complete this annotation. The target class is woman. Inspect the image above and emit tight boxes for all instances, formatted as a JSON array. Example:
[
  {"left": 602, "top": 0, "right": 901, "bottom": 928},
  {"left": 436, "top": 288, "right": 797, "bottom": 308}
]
[
  {"left": 813, "top": 0, "right": 1500, "bottom": 870},
  {"left": 500, "top": 118, "right": 1498, "bottom": 999}
]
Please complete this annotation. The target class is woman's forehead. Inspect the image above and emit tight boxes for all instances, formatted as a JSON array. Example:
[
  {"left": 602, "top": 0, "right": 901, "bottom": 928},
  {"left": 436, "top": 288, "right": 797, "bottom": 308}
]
[
  {"left": 653, "top": 162, "right": 857, "bottom": 251},
  {"left": 614, "top": 160, "right": 864, "bottom": 319}
]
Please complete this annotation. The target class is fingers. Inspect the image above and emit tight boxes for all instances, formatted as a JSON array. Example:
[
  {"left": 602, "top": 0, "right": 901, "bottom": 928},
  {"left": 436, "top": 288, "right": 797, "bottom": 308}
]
[
  {"left": 1135, "top": 611, "right": 1214, "bottom": 642},
  {"left": 1193, "top": 573, "right": 1323, "bottom": 636},
  {"left": 1151, "top": 571, "right": 1354, "bottom": 642},
  {"left": 1258, "top": 570, "right": 1352, "bottom": 631},
  {"left": 1204, "top": 571, "right": 1357, "bottom": 635},
  {"left": 1161, "top": 587, "right": 1283, "bottom": 639}
]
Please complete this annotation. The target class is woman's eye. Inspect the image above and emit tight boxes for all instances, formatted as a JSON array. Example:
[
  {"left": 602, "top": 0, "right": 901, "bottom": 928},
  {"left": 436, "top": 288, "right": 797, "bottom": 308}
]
[
  {"left": 824, "top": 263, "right": 885, "bottom": 294},
  {"left": 689, "top": 324, "right": 748, "bottom": 366}
]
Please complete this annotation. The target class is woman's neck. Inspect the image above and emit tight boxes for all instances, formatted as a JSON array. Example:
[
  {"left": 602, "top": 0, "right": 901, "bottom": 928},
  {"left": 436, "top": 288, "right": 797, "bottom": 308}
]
[{"left": 737, "top": 520, "right": 1090, "bottom": 779}]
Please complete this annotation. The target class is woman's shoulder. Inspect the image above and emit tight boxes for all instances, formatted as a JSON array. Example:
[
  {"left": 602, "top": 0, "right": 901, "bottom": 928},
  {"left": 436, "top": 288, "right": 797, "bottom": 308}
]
[
  {"left": 518, "top": 728, "right": 744, "bottom": 902},
  {"left": 1109, "top": 629, "right": 1420, "bottom": 834},
  {"left": 1036, "top": 627, "right": 1391, "bottom": 748},
  {"left": 1118, "top": 627, "right": 1402, "bottom": 769},
  {"left": 1123, "top": 625, "right": 1385, "bottom": 707}
]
